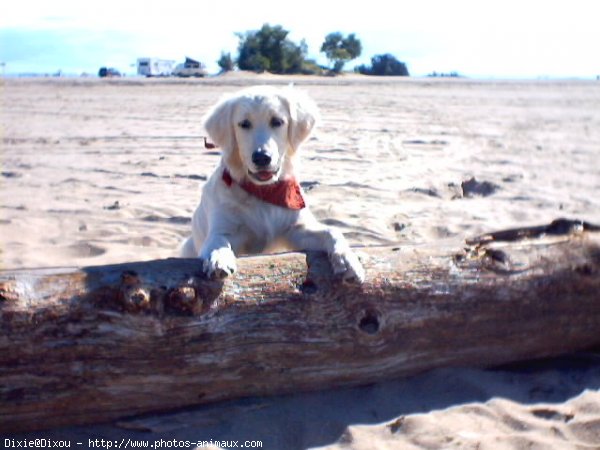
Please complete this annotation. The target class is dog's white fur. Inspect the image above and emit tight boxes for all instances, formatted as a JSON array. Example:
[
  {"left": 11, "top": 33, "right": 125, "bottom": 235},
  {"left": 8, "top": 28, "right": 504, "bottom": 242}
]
[{"left": 181, "top": 86, "right": 365, "bottom": 283}]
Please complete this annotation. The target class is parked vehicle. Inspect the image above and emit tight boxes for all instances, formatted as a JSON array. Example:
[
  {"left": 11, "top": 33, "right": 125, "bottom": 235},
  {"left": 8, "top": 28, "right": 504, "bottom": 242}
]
[
  {"left": 136, "top": 58, "right": 175, "bottom": 77},
  {"left": 172, "top": 57, "right": 207, "bottom": 78},
  {"left": 98, "top": 67, "right": 121, "bottom": 78}
]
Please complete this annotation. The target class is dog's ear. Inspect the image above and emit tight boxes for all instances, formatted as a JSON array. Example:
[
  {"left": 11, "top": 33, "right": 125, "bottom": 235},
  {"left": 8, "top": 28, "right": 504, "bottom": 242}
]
[
  {"left": 203, "top": 95, "right": 236, "bottom": 151},
  {"left": 203, "top": 95, "right": 245, "bottom": 179},
  {"left": 282, "top": 88, "right": 319, "bottom": 152}
]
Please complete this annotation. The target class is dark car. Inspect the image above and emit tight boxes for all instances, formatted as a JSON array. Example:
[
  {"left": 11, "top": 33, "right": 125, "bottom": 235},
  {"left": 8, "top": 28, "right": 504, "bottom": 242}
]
[{"left": 98, "top": 67, "right": 121, "bottom": 78}]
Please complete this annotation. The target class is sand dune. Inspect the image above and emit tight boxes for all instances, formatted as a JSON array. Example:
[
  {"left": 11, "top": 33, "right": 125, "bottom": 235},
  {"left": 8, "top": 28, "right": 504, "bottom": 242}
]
[{"left": 1, "top": 74, "right": 599, "bottom": 448}]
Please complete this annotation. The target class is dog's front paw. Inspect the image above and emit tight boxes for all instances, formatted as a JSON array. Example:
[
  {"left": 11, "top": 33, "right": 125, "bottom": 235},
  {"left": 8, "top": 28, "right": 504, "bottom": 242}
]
[
  {"left": 202, "top": 248, "right": 237, "bottom": 279},
  {"left": 329, "top": 249, "right": 365, "bottom": 284}
]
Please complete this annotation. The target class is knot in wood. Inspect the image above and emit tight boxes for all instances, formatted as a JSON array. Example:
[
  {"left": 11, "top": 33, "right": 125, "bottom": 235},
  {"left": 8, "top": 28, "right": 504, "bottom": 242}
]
[
  {"left": 168, "top": 286, "right": 198, "bottom": 313},
  {"left": 118, "top": 270, "right": 151, "bottom": 312},
  {"left": 120, "top": 286, "right": 151, "bottom": 312},
  {"left": 0, "top": 281, "right": 19, "bottom": 302},
  {"left": 574, "top": 263, "right": 594, "bottom": 276},
  {"left": 357, "top": 309, "right": 381, "bottom": 335}
]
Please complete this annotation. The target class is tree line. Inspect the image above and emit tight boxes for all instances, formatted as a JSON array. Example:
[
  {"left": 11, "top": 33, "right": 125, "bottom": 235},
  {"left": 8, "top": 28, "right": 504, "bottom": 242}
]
[{"left": 217, "top": 24, "right": 409, "bottom": 76}]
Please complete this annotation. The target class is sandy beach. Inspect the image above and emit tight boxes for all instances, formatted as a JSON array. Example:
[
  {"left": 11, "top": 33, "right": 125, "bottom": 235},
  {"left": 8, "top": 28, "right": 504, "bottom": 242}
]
[{"left": 2, "top": 74, "right": 600, "bottom": 448}]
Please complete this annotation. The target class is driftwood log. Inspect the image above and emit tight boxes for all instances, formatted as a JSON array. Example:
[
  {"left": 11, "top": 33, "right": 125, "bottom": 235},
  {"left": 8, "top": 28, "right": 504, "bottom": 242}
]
[{"left": 1, "top": 219, "right": 600, "bottom": 433}]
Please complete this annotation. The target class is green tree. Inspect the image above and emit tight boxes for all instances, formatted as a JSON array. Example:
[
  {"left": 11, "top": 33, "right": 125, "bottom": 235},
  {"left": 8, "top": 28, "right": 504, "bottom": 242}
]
[
  {"left": 217, "top": 52, "right": 234, "bottom": 72},
  {"left": 357, "top": 54, "right": 409, "bottom": 76},
  {"left": 236, "top": 24, "right": 307, "bottom": 74},
  {"left": 320, "top": 32, "right": 362, "bottom": 73}
]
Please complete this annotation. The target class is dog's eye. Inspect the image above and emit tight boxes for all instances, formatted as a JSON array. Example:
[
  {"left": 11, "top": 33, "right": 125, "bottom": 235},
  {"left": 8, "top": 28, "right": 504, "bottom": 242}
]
[
  {"left": 270, "top": 117, "right": 284, "bottom": 128},
  {"left": 238, "top": 119, "right": 252, "bottom": 130}
]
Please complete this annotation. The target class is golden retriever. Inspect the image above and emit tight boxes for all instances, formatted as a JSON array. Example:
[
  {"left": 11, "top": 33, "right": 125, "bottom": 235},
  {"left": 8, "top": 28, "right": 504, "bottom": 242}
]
[{"left": 181, "top": 86, "right": 365, "bottom": 283}]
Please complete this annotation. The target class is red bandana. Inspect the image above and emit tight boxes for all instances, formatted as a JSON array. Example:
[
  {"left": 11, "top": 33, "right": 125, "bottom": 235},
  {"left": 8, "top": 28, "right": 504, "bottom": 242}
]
[{"left": 222, "top": 169, "right": 306, "bottom": 210}]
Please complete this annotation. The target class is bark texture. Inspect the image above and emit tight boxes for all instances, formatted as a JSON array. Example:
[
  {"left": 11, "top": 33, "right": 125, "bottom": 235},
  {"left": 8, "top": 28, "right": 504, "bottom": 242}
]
[{"left": 1, "top": 219, "right": 599, "bottom": 432}]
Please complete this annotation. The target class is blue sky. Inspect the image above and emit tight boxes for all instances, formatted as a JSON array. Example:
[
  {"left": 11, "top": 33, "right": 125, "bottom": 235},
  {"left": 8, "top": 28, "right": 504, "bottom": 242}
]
[{"left": 1, "top": 0, "right": 599, "bottom": 78}]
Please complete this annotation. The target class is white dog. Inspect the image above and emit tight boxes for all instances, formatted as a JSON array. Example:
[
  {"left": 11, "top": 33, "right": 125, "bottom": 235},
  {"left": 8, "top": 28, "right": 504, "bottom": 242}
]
[{"left": 180, "top": 86, "right": 365, "bottom": 283}]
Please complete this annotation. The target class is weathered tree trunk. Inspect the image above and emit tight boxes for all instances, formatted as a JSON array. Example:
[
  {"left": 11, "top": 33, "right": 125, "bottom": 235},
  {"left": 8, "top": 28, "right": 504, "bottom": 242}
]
[{"left": 1, "top": 219, "right": 599, "bottom": 433}]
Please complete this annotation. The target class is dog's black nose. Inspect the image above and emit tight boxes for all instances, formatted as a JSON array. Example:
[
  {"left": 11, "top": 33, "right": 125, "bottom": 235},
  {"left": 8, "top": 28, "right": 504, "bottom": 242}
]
[{"left": 252, "top": 150, "right": 272, "bottom": 167}]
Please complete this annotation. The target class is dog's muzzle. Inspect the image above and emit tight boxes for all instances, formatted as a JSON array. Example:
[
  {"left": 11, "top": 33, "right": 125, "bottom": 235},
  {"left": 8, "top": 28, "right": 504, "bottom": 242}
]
[
  {"left": 251, "top": 149, "right": 272, "bottom": 168},
  {"left": 249, "top": 149, "right": 279, "bottom": 183}
]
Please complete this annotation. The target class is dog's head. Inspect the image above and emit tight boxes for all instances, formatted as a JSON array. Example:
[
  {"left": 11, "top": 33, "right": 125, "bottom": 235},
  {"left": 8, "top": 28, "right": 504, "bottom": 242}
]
[{"left": 203, "top": 86, "right": 318, "bottom": 185}]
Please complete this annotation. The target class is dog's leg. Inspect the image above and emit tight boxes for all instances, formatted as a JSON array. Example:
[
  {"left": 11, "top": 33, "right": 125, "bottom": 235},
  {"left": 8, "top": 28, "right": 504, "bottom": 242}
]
[
  {"left": 199, "top": 234, "right": 238, "bottom": 279},
  {"left": 287, "top": 224, "right": 365, "bottom": 283}
]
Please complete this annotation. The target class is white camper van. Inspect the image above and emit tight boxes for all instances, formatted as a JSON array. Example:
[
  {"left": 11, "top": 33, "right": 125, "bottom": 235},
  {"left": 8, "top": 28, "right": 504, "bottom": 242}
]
[{"left": 137, "top": 58, "right": 175, "bottom": 77}]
